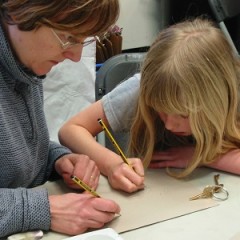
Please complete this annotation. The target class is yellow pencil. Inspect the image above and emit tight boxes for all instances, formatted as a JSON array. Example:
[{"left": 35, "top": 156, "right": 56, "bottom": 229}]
[
  {"left": 98, "top": 118, "right": 132, "bottom": 167},
  {"left": 71, "top": 175, "right": 101, "bottom": 198}
]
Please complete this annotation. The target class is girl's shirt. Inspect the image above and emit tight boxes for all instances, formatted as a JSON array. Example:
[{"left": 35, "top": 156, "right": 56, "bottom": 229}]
[
  {"left": 102, "top": 73, "right": 140, "bottom": 132},
  {"left": 102, "top": 73, "right": 194, "bottom": 150}
]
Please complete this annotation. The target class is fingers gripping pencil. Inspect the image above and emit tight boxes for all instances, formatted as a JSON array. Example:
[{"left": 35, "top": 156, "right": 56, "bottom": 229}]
[{"left": 71, "top": 175, "right": 101, "bottom": 198}]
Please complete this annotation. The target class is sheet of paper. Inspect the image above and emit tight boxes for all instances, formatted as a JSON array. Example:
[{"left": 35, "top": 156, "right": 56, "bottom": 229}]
[
  {"left": 44, "top": 169, "right": 218, "bottom": 236},
  {"left": 63, "top": 228, "right": 123, "bottom": 240},
  {"left": 230, "top": 232, "right": 240, "bottom": 240}
]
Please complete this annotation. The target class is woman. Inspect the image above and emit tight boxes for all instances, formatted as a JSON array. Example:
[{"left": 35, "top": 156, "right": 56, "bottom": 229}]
[
  {"left": 0, "top": 0, "right": 120, "bottom": 238},
  {"left": 59, "top": 17, "right": 240, "bottom": 193}
]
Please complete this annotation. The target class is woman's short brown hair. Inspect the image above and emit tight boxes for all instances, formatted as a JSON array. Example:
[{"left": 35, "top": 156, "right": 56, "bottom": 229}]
[{"left": 0, "top": 0, "right": 119, "bottom": 36}]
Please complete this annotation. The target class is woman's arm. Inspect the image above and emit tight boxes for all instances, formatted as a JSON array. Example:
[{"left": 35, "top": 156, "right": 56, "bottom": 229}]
[{"left": 59, "top": 100, "right": 144, "bottom": 192}]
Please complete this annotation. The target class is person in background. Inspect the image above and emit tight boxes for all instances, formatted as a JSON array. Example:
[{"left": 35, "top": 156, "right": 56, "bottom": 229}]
[
  {"left": 59, "top": 17, "right": 240, "bottom": 194},
  {"left": 0, "top": 0, "right": 120, "bottom": 238}
]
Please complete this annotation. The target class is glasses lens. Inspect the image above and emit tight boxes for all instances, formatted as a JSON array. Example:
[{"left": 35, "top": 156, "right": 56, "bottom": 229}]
[
  {"left": 52, "top": 28, "right": 96, "bottom": 49},
  {"left": 66, "top": 36, "right": 79, "bottom": 46}
]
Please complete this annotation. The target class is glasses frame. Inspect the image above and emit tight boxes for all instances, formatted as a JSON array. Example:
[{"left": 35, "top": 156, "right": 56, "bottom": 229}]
[{"left": 51, "top": 29, "right": 96, "bottom": 50}]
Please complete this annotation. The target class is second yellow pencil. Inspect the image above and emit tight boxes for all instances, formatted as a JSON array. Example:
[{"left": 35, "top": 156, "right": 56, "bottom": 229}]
[{"left": 98, "top": 118, "right": 132, "bottom": 167}]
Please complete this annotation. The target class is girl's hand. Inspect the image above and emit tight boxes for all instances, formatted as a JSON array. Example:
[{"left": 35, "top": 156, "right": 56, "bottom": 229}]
[{"left": 107, "top": 158, "right": 145, "bottom": 193}]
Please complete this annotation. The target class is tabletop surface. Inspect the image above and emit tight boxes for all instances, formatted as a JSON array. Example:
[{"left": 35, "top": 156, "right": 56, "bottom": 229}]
[{"left": 43, "top": 168, "right": 240, "bottom": 240}]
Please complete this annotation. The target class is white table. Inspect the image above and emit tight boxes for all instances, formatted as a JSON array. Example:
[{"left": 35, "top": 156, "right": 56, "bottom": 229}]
[
  {"left": 120, "top": 169, "right": 240, "bottom": 240},
  {"left": 43, "top": 168, "right": 240, "bottom": 240}
]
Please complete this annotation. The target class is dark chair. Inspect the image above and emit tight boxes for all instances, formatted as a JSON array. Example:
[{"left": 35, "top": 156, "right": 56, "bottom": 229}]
[
  {"left": 208, "top": 0, "right": 240, "bottom": 55},
  {"left": 95, "top": 53, "right": 146, "bottom": 151}
]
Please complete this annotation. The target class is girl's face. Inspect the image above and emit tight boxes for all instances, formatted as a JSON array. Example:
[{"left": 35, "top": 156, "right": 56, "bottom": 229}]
[
  {"left": 6, "top": 24, "right": 90, "bottom": 76},
  {"left": 158, "top": 112, "right": 192, "bottom": 136}
]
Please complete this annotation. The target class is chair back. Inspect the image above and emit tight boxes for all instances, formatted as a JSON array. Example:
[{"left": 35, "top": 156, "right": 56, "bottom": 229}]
[
  {"left": 95, "top": 53, "right": 146, "bottom": 151},
  {"left": 208, "top": 0, "right": 240, "bottom": 55}
]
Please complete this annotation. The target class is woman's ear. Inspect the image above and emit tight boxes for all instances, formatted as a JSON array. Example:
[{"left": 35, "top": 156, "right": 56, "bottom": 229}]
[{"left": 9, "top": 14, "right": 16, "bottom": 23}]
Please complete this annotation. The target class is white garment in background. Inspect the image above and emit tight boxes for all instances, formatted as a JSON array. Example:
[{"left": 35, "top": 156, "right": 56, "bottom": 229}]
[{"left": 43, "top": 44, "right": 96, "bottom": 143}]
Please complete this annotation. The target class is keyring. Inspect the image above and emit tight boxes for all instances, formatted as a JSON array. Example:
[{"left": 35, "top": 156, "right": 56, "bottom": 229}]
[{"left": 211, "top": 185, "right": 229, "bottom": 201}]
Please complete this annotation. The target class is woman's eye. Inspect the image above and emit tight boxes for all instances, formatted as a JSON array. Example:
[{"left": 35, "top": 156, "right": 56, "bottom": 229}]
[{"left": 67, "top": 36, "right": 79, "bottom": 44}]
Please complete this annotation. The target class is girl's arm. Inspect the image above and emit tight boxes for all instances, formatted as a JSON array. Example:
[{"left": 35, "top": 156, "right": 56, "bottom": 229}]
[
  {"left": 207, "top": 149, "right": 240, "bottom": 175},
  {"left": 59, "top": 100, "right": 144, "bottom": 193},
  {"left": 150, "top": 146, "right": 240, "bottom": 175}
]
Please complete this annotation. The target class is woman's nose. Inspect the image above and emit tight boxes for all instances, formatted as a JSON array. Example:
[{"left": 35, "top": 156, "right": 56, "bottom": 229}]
[{"left": 63, "top": 46, "right": 83, "bottom": 62}]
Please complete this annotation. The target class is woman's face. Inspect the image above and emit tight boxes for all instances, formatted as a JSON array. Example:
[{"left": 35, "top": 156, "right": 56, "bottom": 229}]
[
  {"left": 6, "top": 24, "right": 90, "bottom": 75},
  {"left": 158, "top": 112, "right": 192, "bottom": 136}
]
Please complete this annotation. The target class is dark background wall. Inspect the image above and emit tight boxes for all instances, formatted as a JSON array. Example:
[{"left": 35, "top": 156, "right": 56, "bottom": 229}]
[
  {"left": 168, "top": 0, "right": 240, "bottom": 52},
  {"left": 122, "top": 0, "right": 240, "bottom": 54}
]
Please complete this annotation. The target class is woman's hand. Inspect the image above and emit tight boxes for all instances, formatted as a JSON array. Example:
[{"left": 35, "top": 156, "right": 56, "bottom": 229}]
[
  {"left": 55, "top": 153, "right": 100, "bottom": 190},
  {"left": 106, "top": 157, "right": 145, "bottom": 193},
  {"left": 149, "top": 146, "right": 195, "bottom": 169},
  {"left": 49, "top": 193, "right": 120, "bottom": 235}
]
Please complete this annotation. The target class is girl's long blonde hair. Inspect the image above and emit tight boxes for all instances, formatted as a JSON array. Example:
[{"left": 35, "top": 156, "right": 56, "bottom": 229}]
[{"left": 129, "top": 17, "right": 240, "bottom": 178}]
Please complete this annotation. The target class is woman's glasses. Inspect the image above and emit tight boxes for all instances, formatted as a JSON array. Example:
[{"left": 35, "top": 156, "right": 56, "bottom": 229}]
[{"left": 51, "top": 29, "right": 96, "bottom": 50}]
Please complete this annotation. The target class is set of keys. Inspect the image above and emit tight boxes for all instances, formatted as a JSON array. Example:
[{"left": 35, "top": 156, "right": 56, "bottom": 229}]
[{"left": 190, "top": 174, "right": 229, "bottom": 201}]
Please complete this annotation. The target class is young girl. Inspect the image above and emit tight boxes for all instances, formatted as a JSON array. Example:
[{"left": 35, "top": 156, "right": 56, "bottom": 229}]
[{"left": 59, "top": 17, "right": 240, "bottom": 193}]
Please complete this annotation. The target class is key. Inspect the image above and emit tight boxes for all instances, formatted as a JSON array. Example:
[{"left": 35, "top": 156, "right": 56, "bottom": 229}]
[
  {"left": 213, "top": 174, "right": 224, "bottom": 193},
  {"left": 214, "top": 174, "right": 220, "bottom": 185},
  {"left": 190, "top": 185, "right": 214, "bottom": 200},
  {"left": 190, "top": 174, "right": 228, "bottom": 201}
]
